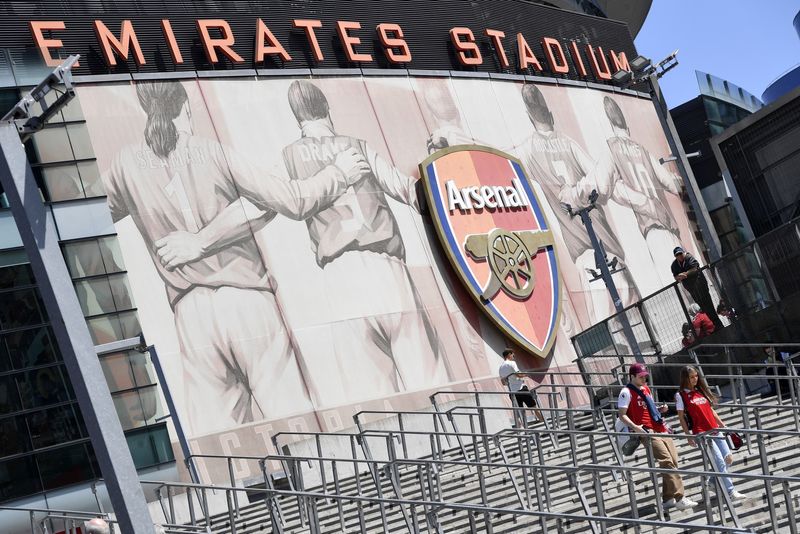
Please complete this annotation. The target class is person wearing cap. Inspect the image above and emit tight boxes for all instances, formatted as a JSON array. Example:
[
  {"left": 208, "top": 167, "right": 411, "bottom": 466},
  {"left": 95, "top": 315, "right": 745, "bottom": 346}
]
[
  {"left": 671, "top": 246, "right": 722, "bottom": 329},
  {"left": 618, "top": 363, "right": 697, "bottom": 510}
]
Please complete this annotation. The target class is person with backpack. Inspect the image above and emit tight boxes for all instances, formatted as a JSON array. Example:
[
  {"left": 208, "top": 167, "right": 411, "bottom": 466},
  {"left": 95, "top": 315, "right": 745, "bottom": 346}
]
[
  {"left": 675, "top": 366, "right": 747, "bottom": 501},
  {"left": 618, "top": 363, "right": 697, "bottom": 510}
]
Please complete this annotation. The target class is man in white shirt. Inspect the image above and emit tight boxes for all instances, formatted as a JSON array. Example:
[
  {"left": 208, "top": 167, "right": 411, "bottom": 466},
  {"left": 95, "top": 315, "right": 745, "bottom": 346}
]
[{"left": 498, "top": 349, "right": 543, "bottom": 422}]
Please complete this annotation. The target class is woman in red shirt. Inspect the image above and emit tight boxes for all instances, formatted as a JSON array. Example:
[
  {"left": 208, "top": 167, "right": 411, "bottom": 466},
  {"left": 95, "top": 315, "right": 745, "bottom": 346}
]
[
  {"left": 689, "top": 303, "right": 715, "bottom": 338},
  {"left": 676, "top": 366, "right": 746, "bottom": 500}
]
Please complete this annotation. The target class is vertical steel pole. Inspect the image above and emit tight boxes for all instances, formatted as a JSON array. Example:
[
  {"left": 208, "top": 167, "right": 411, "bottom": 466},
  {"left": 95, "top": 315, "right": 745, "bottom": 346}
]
[
  {"left": 0, "top": 123, "right": 154, "bottom": 532},
  {"left": 577, "top": 207, "right": 643, "bottom": 361},
  {"left": 145, "top": 339, "right": 200, "bottom": 484}
]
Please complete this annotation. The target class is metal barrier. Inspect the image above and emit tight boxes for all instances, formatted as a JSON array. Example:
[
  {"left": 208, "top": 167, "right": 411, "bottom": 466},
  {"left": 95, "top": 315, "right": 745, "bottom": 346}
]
[
  {"left": 174, "top": 403, "right": 800, "bottom": 533},
  {"left": 141, "top": 454, "right": 764, "bottom": 534},
  {"left": 0, "top": 506, "right": 115, "bottom": 534},
  {"left": 572, "top": 217, "right": 800, "bottom": 360}
]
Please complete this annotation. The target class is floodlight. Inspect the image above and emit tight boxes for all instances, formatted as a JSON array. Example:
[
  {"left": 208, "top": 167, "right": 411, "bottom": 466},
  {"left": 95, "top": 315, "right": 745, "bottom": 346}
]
[
  {"left": 611, "top": 69, "right": 633, "bottom": 87},
  {"left": 629, "top": 55, "right": 652, "bottom": 74}
]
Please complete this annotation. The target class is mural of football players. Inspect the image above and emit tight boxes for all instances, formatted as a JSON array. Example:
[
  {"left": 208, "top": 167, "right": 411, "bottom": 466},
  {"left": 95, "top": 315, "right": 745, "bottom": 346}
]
[
  {"left": 517, "top": 85, "right": 640, "bottom": 323},
  {"left": 281, "top": 80, "right": 453, "bottom": 395},
  {"left": 560, "top": 95, "right": 684, "bottom": 291},
  {"left": 102, "top": 81, "right": 369, "bottom": 435}
]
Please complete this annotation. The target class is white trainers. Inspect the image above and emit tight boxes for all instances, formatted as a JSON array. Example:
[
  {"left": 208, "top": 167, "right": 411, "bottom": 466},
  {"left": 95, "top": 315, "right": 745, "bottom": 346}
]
[
  {"left": 730, "top": 491, "right": 748, "bottom": 500},
  {"left": 674, "top": 497, "right": 698, "bottom": 510}
]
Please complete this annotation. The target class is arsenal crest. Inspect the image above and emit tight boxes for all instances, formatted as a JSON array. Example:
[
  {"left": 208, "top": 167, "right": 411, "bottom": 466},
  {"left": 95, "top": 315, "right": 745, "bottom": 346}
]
[{"left": 420, "top": 146, "right": 561, "bottom": 358}]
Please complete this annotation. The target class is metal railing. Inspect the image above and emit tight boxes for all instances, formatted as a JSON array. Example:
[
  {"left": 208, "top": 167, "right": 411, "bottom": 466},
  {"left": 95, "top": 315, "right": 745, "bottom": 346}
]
[
  {"left": 0, "top": 506, "right": 115, "bottom": 534},
  {"left": 573, "top": 217, "right": 800, "bottom": 359},
  {"left": 169, "top": 396, "right": 800, "bottom": 534}
]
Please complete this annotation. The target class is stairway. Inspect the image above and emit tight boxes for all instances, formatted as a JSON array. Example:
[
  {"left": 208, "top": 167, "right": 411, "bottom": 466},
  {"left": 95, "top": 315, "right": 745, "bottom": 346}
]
[{"left": 184, "top": 392, "right": 800, "bottom": 534}]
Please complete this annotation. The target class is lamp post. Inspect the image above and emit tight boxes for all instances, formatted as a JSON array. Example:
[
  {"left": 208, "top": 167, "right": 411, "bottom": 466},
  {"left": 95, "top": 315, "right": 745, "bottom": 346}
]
[
  {"left": 562, "top": 192, "right": 644, "bottom": 361},
  {"left": 612, "top": 52, "right": 722, "bottom": 262},
  {"left": 0, "top": 57, "right": 154, "bottom": 533}
]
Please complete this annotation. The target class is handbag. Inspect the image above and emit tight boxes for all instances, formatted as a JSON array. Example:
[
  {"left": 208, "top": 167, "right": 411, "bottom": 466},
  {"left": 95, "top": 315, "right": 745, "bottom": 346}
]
[
  {"left": 615, "top": 417, "right": 641, "bottom": 456},
  {"left": 727, "top": 432, "right": 744, "bottom": 450}
]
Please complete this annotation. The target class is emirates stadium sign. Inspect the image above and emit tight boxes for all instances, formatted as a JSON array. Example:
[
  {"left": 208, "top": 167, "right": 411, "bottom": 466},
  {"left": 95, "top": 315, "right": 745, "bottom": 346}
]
[{"left": 421, "top": 146, "right": 561, "bottom": 358}]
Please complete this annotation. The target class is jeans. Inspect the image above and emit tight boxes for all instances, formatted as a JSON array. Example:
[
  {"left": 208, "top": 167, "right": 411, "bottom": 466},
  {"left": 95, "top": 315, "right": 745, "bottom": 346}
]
[{"left": 707, "top": 435, "right": 734, "bottom": 494}]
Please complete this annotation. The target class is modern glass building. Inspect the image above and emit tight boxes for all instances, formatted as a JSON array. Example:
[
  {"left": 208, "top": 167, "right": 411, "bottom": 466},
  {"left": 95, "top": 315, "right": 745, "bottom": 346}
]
[
  {"left": 713, "top": 84, "right": 800, "bottom": 238},
  {"left": 0, "top": 84, "right": 176, "bottom": 507},
  {"left": 671, "top": 71, "right": 763, "bottom": 254}
]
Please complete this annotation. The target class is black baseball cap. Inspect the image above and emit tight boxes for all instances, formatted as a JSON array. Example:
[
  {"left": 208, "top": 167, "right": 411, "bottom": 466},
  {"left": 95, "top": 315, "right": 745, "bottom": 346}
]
[{"left": 673, "top": 247, "right": 685, "bottom": 256}]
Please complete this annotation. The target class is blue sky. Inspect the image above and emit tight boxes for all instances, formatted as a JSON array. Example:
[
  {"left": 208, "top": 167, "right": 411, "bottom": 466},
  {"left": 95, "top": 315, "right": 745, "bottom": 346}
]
[{"left": 635, "top": 0, "right": 800, "bottom": 108}]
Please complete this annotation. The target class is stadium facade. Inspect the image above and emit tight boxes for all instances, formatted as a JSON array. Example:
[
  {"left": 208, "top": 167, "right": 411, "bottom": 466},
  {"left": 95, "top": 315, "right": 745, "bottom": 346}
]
[{"left": 0, "top": 0, "right": 699, "bottom": 528}]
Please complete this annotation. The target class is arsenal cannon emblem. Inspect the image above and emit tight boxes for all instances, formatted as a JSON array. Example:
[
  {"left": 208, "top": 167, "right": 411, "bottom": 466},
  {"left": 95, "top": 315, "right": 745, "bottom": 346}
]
[{"left": 420, "top": 146, "right": 561, "bottom": 358}]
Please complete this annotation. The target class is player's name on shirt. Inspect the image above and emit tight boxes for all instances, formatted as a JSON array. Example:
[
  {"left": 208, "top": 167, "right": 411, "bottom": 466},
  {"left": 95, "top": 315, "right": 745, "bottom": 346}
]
[
  {"left": 135, "top": 144, "right": 208, "bottom": 170},
  {"left": 294, "top": 137, "right": 353, "bottom": 164},
  {"left": 446, "top": 178, "right": 529, "bottom": 212},
  {"left": 529, "top": 135, "right": 571, "bottom": 154},
  {"left": 612, "top": 138, "right": 643, "bottom": 159}
]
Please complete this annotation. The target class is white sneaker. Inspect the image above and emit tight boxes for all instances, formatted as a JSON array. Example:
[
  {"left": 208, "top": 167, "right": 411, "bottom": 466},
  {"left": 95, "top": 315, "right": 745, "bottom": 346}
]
[
  {"left": 675, "top": 497, "right": 698, "bottom": 510},
  {"left": 730, "top": 491, "right": 747, "bottom": 500},
  {"left": 662, "top": 498, "right": 676, "bottom": 508}
]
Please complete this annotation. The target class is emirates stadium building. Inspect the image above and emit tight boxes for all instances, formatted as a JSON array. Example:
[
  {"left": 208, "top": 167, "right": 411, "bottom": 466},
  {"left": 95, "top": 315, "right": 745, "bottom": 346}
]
[{"left": 0, "top": 0, "right": 729, "bottom": 531}]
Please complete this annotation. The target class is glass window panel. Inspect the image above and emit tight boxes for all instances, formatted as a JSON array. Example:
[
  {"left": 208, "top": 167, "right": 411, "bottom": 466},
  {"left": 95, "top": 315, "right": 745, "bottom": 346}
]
[
  {"left": 63, "top": 239, "right": 105, "bottom": 278},
  {"left": 0, "top": 415, "right": 32, "bottom": 458},
  {"left": 66, "top": 123, "right": 94, "bottom": 160},
  {"left": 75, "top": 277, "right": 115, "bottom": 316},
  {"left": 129, "top": 351, "right": 155, "bottom": 388},
  {"left": 0, "top": 250, "right": 28, "bottom": 270},
  {"left": 0, "top": 288, "right": 45, "bottom": 329},
  {"left": 113, "top": 386, "right": 163, "bottom": 431},
  {"left": 150, "top": 425, "right": 175, "bottom": 464},
  {"left": 60, "top": 97, "right": 85, "bottom": 123},
  {"left": 5, "top": 327, "right": 58, "bottom": 369},
  {"left": 86, "top": 315, "right": 123, "bottom": 345},
  {"left": 41, "top": 163, "right": 84, "bottom": 201},
  {"left": 0, "top": 337, "right": 10, "bottom": 373},
  {"left": 100, "top": 352, "right": 136, "bottom": 392},
  {"left": 37, "top": 442, "right": 94, "bottom": 491},
  {"left": 0, "top": 263, "right": 34, "bottom": 289},
  {"left": 118, "top": 311, "right": 142, "bottom": 339},
  {"left": 98, "top": 237, "right": 125, "bottom": 273},
  {"left": 137, "top": 384, "right": 163, "bottom": 423},
  {"left": 78, "top": 161, "right": 104, "bottom": 197},
  {"left": 30, "top": 127, "right": 73, "bottom": 163},
  {"left": 108, "top": 274, "right": 135, "bottom": 310},
  {"left": 125, "top": 424, "right": 174, "bottom": 469},
  {"left": 27, "top": 404, "right": 84, "bottom": 449},
  {"left": 0, "top": 375, "right": 22, "bottom": 416},
  {"left": 112, "top": 389, "right": 146, "bottom": 431},
  {"left": 126, "top": 427, "right": 157, "bottom": 469},
  {"left": 15, "top": 366, "right": 71, "bottom": 409},
  {"left": 0, "top": 455, "right": 42, "bottom": 501}
]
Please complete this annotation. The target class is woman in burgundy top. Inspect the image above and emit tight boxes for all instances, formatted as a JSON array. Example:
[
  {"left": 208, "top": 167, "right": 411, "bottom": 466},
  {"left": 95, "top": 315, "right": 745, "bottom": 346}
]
[{"left": 676, "top": 366, "right": 746, "bottom": 500}]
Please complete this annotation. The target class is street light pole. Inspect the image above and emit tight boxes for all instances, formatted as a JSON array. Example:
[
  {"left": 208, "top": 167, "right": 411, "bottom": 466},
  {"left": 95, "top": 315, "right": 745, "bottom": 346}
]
[
  {"left": 0, "top": 58, "right": 154, "bottom": 532},
  {"left": 566, "top": 194, "right": 644, "bottom": 361}
]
